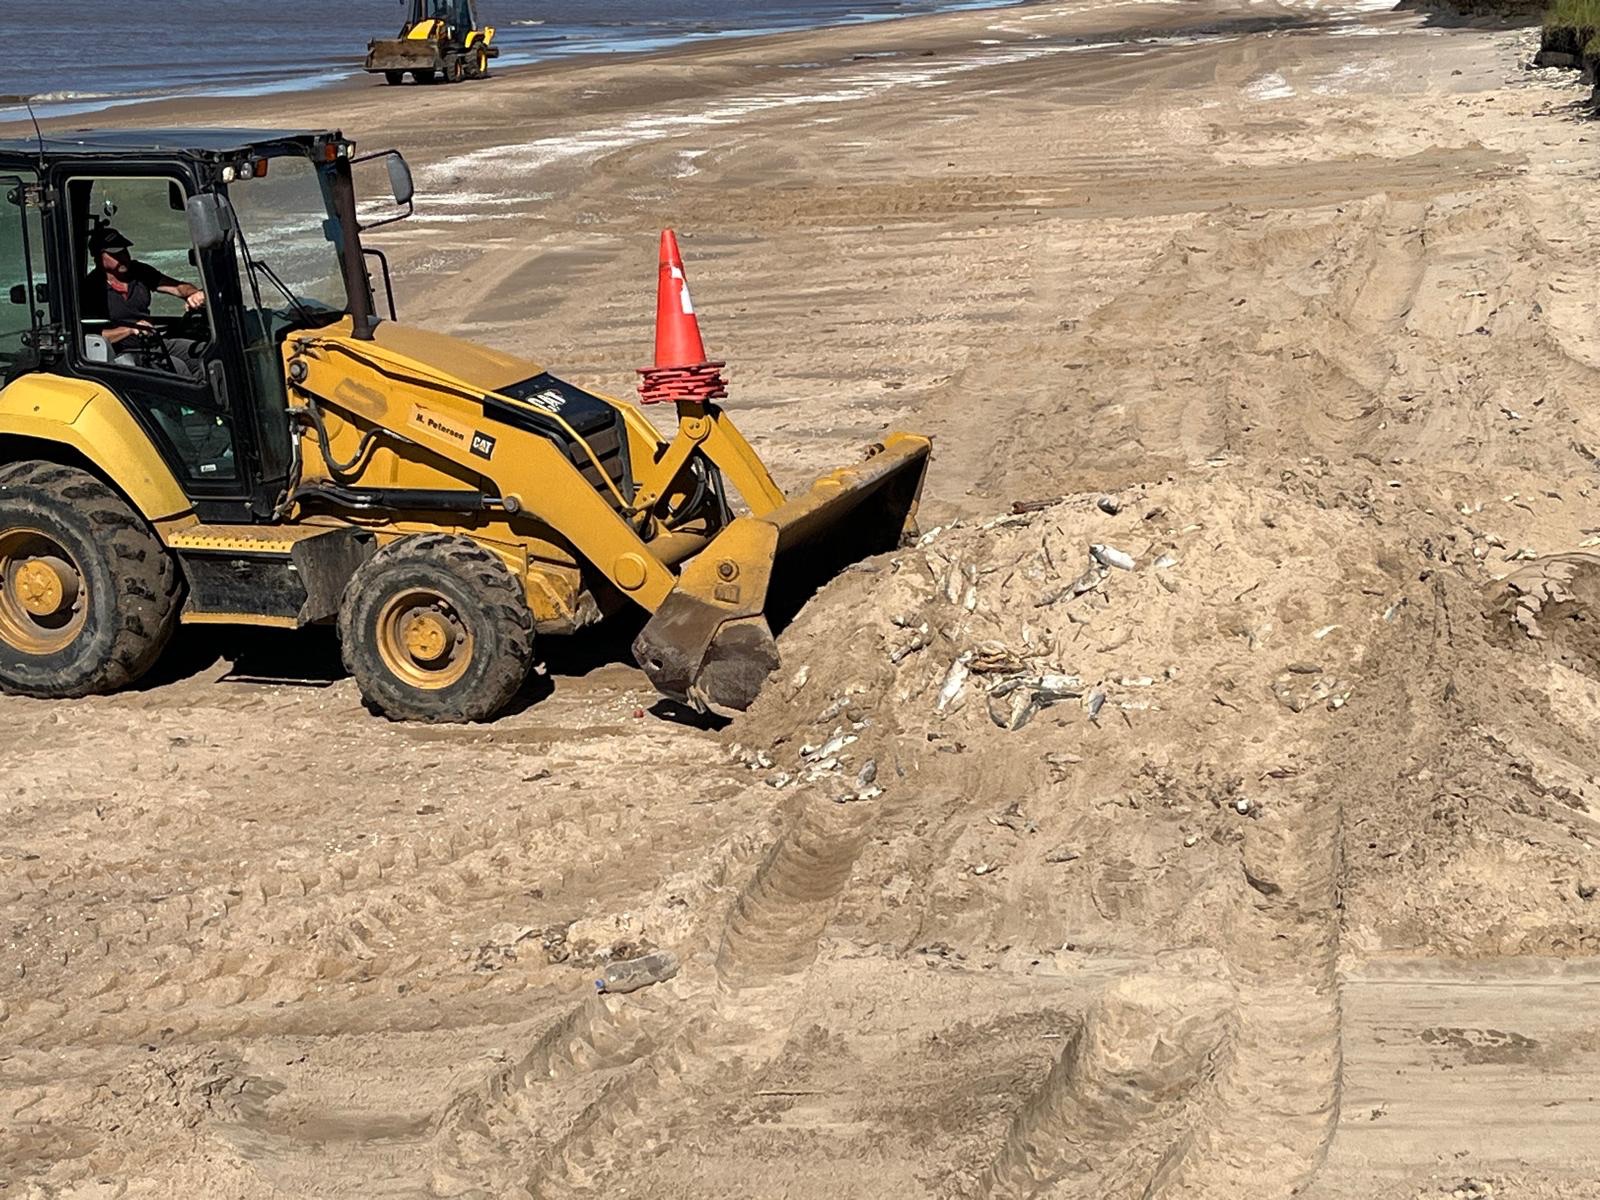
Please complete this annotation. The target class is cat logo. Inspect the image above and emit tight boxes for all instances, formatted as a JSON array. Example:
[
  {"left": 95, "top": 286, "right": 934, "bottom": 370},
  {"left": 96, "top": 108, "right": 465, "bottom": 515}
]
[
  {"left": 525, "top": 388, "right": 569, "bottom": 416},
  {"left": 471, "top": 431, "right": 497, "bottom": 461}
]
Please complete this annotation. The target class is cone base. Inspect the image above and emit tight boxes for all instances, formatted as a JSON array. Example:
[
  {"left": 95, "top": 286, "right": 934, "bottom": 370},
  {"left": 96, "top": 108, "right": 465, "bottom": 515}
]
[{"left": 638, "top": 363, "right": 730, "bottom": 406}]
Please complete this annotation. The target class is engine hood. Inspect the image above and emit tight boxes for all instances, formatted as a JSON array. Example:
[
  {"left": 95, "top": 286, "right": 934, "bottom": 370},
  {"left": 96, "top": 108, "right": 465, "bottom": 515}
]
[{"left": 368, "top": 323, "right": 547, "bottom": 393}]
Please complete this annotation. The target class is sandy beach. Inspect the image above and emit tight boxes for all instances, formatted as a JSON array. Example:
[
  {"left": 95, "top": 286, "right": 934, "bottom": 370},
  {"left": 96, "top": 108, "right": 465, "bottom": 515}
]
[{"left": 6, "top": 0, "right": 1600, "bottom": 1195}]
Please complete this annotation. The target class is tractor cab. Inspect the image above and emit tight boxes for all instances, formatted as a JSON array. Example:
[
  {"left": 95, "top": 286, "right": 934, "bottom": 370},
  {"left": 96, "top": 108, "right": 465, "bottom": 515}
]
[
  {"left": 0, "top": 129, "right": 407, "bottom": 522},
  {"left": 414, "top": 0, "right": 477, "bottom": 43}
]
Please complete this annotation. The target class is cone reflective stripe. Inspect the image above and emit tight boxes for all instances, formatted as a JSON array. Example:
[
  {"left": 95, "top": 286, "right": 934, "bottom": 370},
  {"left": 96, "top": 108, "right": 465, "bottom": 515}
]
[
  {"left": 654, "top": 229, "right": 710, "bottom": 370},
  {"left": 639, "top": 229, "right": 731, "bottom": 405}
]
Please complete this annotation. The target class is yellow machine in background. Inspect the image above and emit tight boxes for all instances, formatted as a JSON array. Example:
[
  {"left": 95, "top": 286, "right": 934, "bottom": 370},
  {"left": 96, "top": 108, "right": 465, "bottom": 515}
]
[
  {"left": 366, "top": 0, "right": 497, "bottom": 85},
  {"left": 0, "top": 129, "right": 930, "bottom": 722}
]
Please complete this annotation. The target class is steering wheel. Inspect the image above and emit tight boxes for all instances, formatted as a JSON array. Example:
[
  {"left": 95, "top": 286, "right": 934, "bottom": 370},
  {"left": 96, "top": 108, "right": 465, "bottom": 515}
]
[
  {"left": 122, "top": 318, "right": 207, "bottom": 376},
  {"left": 166, "top": 310, "right": 212, "bottom": 362}
]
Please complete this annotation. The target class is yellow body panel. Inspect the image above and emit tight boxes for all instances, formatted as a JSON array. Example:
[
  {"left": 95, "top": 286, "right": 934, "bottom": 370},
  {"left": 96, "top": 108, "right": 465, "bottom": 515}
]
[
  {"left": 371, "top": 323, "right": 543, "bottom": 392},
  {"left": 0, "top": 374, "right": 191, "bottom": 521},
  {"left": 405, "top": 18, "right": 444, "bottom": 39}
]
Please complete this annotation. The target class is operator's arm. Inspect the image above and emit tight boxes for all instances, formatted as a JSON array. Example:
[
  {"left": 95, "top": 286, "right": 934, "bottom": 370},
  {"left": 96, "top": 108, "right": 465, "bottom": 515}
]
[
  {"left": 103, "top": 320, "right": 156, "bottom": 346},
  {"left": 155, "top": 277, "right": 207, "bottom": 311}
]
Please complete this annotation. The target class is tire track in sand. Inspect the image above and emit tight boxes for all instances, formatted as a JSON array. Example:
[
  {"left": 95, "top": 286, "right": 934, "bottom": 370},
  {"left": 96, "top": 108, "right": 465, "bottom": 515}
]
[{"left": 429, "top": 793, "right": 876, "bottom": 1197}]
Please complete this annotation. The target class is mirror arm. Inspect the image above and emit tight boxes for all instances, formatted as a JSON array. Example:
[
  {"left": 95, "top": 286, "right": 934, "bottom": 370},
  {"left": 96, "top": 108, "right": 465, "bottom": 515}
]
[{"left": 357, "top": 198, "right": 414, "bottom": 233}]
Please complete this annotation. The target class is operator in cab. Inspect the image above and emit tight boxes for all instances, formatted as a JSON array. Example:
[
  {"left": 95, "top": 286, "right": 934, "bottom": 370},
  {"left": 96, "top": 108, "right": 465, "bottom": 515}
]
[{"left": 83, "top": 226, "right": 208, "bottom": 378}]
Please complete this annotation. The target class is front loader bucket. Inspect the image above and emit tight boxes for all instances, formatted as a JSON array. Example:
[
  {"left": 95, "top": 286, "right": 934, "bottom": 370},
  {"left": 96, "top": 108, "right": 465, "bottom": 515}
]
[{"left": 634, "top": 432, "right": 931, "bottom": 713}]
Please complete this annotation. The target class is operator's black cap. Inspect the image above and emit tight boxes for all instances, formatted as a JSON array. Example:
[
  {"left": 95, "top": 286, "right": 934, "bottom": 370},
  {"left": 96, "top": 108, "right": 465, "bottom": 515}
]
[{"left": 89, "top": 227, "right": 133, "bottom": 255}]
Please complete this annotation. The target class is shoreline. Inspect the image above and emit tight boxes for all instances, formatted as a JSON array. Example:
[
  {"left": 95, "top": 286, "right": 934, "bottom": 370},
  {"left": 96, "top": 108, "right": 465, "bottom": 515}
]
[{"left": 0, "top": 0, "right": 1034, "bottom": 131}]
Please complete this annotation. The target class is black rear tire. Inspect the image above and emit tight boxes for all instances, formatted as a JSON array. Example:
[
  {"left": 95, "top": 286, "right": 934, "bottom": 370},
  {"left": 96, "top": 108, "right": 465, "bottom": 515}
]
[
  {"left": 339, "top": 534, "right": 534, "bottom": 723},
  {"left": 0, "top": 461, "right": 181, "bottom": 698}
]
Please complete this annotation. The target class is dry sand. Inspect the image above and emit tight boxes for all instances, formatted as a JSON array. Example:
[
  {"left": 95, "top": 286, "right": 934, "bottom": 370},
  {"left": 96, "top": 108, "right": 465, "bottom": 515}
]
[{"left": 5, "top": 0, "right": 1600, "bottom": 1196}]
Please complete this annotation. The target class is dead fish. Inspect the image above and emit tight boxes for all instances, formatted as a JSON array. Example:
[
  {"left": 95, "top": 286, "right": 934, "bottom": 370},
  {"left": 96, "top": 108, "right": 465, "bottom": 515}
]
[
  {"left": 1035, "top": 674, "right": 1084, "bottom": 700},
  {"left": 819, "top": 733, "right": 858, "bottom": 758},
  {"left": 1036, "top": 565, "right": 1104, "bottom": 608},
  {"left": 1091, "top": 544, "right": 1136, "bottom": 571},
  {"left": 1085, "top": 689, "right": 1107, "bottom": 720},
  {"left": 1096, "top": 495, "right": 1122, "bottom": 515},
  {"left": 819, "top": 696, "right": 852, "bottom": 721},
  {"left": 991, "top": 689, "right": 1042, "bottom": 731},
  {"left": 890, "top": 624, "right": 931, "bottom": 664},
  {"left": 981, "top": 513, "right": 1033, "bottom": 530},
  {"left": 936, "top": 655, "right": 972, "bottom": 713},
  {"left": 945, "top": 561, "right": 965, "bottom": 604}
]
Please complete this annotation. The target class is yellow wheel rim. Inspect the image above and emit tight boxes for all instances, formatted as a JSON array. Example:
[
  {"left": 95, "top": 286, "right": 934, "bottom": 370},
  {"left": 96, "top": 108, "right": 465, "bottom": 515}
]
[
  {"left": 376, "top": 589, "right": 474, "bottom": 691},
  {"left": 0, "top": 528, "right": 87, "bottom": 656}
]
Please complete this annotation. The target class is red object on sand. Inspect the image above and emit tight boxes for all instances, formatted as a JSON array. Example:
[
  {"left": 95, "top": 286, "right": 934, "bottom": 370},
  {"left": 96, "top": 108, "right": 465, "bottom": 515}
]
[
  {"left": 653, "top": 230, "right": 710, "bottom": 369},
  {"left": 639, "top": 230, "right": 729, "bottom": 406}
]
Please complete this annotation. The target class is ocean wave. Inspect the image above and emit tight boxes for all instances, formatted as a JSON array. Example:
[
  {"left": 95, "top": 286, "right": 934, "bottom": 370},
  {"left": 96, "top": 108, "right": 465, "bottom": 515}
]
[{"left": 21, "top": 89, "right": 117, "bottom": 102}]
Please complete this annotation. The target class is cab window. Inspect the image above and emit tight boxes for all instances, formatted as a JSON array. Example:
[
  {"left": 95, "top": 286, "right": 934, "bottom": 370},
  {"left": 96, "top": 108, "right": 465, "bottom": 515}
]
[
  {"left": 68, "top": 175, "right": 216, "bottom": 376},
  {"left": 0, "top": 176, "right": 46, "bottom": 382},
  {"left": 67, "top": 174, "right": 235, "bottom": 483}
]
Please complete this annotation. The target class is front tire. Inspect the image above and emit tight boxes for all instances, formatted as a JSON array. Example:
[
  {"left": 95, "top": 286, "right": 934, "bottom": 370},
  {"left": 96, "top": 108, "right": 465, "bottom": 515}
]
[
  {"left": 414, "top": 68, "right": 438, "bottom": 84},
  {"left": 0, "top": 462, "right": 181, "bottom": 698},
  {"left": 339, "top": 535, "right": 534, "bottom": 723},
  {"left": 385, "top": 70, "right": 407, "bottom": 85}
]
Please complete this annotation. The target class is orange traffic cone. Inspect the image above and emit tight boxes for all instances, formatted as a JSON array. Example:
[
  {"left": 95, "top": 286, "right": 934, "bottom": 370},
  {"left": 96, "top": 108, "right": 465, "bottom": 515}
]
[
  {"left": 654, "top": 230, "right": 709, "bottom": 369},
  {"left": 639, "top": 230, "right": 728, "bottom": 406}
]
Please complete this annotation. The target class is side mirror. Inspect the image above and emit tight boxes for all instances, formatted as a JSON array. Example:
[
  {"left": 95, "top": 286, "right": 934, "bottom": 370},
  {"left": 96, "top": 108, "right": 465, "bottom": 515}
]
[
  {"left": 186, "top": 193, "right": 235, "bottom": 251},
  {"left": 7, "top": 284, "right": 25, "bottom": 305},
  {"left": 387, "top": 153, "right": 415, "bottom": 208},
  {"left": 351, "top": 148, "right": 416, "bottom": 232}
]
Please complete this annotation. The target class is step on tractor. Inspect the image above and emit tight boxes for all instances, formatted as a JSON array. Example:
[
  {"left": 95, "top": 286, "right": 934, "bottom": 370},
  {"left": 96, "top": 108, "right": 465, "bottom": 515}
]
[
  {"left": 367, "top": 0, "right": 498, "bottom": 85},
  {"left": 0, "top": 129, "right": 931, "bottom": 722}
]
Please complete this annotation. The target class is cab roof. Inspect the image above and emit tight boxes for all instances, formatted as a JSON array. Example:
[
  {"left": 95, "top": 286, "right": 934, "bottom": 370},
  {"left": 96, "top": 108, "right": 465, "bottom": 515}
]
[{"left": 0, "top": 128, "right": 339, "bottom": 161}]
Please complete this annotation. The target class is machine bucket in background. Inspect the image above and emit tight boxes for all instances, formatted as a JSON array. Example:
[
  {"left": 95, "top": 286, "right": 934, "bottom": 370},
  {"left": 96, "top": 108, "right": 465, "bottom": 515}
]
[{"left": 634, "top": 432, "right": 932, "bottom": 713}]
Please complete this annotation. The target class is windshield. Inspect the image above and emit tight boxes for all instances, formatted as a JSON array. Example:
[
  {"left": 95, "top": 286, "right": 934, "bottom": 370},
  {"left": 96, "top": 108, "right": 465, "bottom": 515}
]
[{"left": 227, "top": 154, "right": 348, "bottom": 318}]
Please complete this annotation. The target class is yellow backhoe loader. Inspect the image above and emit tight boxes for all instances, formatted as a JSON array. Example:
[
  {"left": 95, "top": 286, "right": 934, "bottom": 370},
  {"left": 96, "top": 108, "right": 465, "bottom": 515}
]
[
  {"left": 366, "top": 0, "right": 498, "bottom": 85},
  {"left": 0, "top": 129, "right": 930, "bottom": 722}
]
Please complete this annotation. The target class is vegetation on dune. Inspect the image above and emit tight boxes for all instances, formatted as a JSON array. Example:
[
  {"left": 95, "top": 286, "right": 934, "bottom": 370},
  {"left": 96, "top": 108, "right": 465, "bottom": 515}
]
[
  {"left": 1544, "top": 0, "right": 1600, "bottom": 28},
  {"left": 1541, "top": 0, "right": 1600, "bottom": 59}
]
